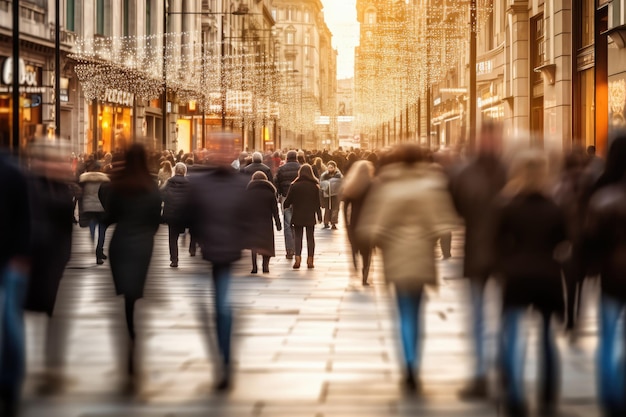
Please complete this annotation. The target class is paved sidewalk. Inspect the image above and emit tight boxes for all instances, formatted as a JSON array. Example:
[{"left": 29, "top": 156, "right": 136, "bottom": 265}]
[{"left": 19, "top": 222, "right": 601, "bottom": 416}]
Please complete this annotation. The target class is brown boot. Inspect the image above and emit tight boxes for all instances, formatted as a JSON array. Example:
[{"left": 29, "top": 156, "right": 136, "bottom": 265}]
[
  {"left": 293, "top": 256, "right": 301, "bottom": 269},
  {"left": 307, "top": 256, "right": 314, "bottom": 269}
]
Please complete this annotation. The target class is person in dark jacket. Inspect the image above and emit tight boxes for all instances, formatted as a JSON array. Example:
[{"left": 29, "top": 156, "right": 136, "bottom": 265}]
[
  {"left": 105, "top": 144, "right": 162, "bottom": 379},
  {"left": 583, "top": 133, "right": 626, "bottom": 417},
  {"left": 244, "top": 152, "right": 273, "bottom": 183},
  {"left": 342, "top": 160, "right": 375, "bottom": 285},
  {"left": 494, "top": 150, "right": 567, "bottom": 417},
  {"left": 284, "top": 164, "right": 322, "bottom": 269},
  {"left": 275, "top": 150, "right": 301, "bottom": 259},
  {"left": 187, "top": 155, "right": 252, "bottom": 391},
  {"left": 0, "top": 152, "right": 31, "bottom": 416},
  {"left": 161, "top": 162, "right": 192, "bottom": 267},
  {"left": 245, "top": 171, "right": 282, "bottom": 273},
  {"left": 449, "top": 121, "right": 507, "bottom": 398}
]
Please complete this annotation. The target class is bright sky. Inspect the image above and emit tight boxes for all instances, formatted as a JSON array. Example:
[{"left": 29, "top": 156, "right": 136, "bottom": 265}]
[{"left": 321, "top": 0, "right": 359, "bottom": 80}]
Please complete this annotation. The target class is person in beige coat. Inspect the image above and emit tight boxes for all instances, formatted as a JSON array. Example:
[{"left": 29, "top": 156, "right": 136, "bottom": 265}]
[{"left": 356, "top": 144, "right": 460, "bottom": 392}]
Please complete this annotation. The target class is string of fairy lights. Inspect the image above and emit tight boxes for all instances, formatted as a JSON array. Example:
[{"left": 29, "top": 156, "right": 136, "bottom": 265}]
[
  {"left": 70, "top": 31, "right": 301, "bottom": 128},
  {"left": 355, "top": 0, "right": 492, "bottom": 137}
]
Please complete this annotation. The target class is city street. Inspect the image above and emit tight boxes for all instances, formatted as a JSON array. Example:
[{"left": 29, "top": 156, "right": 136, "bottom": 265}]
[{"left": 19, "top": 223, "right": 601, "bottom": 417}]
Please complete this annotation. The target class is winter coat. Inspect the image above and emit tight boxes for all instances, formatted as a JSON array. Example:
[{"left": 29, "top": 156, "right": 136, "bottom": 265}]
[
  {"left": 584, "top": 182, "right": 626, "bottom": 301},
  {"left": 245, "top": 179, "right": 281, "bottom": 256},
  {"left": 161, "top": 174, "right": 191, "bottom": 226},
  {"left": 0, "top": 154, "right": 30, "bottom": 272},
  {"left": 25, "top": 175, "right": 76, "bottom": 314},
  {"left": 449, "top": 155, "right": 506, "bottom": 279},
  {"left": 344, "top": 184, "right": 371, "bottom": 255},
  {"left": 244, "top": 162, "right": 273, "bottom": 183},
  {"left": 356, "top": 162, "right": 460, "bottom": 291},
  {"left": 106, "top": 185, "right": 162, "bottom": 299},
  {"left": 493, "top": 192, "right": 567, "bottom": 313},
  {"left": 79, "top": 171, "right": 110, "bottom": 213},
  {"left": 188, "top": 167, "right": 252, "bottom": 264},
  {"left": 320, "top": 170, "right": 343, "bottom": 198},
  {"left": 275, "top": 161, "right": 301, "bottom": 197},
  {"left": 283, "top": 178, "right": 322, "bottom": 227}
]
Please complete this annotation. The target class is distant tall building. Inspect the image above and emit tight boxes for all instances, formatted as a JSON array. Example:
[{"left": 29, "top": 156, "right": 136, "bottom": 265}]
[{"left": 270, "top": 0, "right": 337, "bottom": 149}]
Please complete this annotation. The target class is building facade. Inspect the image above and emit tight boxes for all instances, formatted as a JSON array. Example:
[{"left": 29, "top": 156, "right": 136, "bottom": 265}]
[{"left": 271, "top": 0, "right": 337, "bottom": 150}]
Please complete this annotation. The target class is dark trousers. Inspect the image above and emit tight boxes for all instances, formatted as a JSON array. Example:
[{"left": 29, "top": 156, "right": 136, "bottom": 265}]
[
  {"left": 323, "top": 195, "right": 340, "bottom": 225},
  {"left": 294, "top": 225, "right": 315, "bottom": 257},
  {"left": 168, "top": 224, "right": 183, "bottom": 262},
  {"left": 212, "top": 263, "right": 232, "bottom": 365}
]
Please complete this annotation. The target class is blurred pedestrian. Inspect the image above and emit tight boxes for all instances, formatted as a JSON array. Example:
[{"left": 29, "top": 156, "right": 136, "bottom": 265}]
[
  {"left": 494, "top": 150, "right": 567, "bottom": 417},
  {"left": 320, "top": 161, "right": 343, "bottom": 229},
  {"left": 78, "top": 164, "right": 110, "bottom": 264},
  {"left": 583, "top": 133, "right": 626, "bottom": 417},
  {"left": 275, "top": 150, "right": 301, "bottom": 260},
  {"left": 551, "top": 148, "right": 588, "bottom": 338},
  {"left": 245, "top": 171, "right": 282, "bottom": 274},
  {"left": 187, "top": 147, "right": 252, "bottom": 390},
  {"left": 0, "top": 152, "right": 31, "bottom": 416},
  {"left": 449, "top": 121, "right": 507, "bottom": 398},
  {"left": 104, "top": 144, "right": 162, "bottom": 379},
  {"left": 342, "top": 160, "right": 375, "bottom": 285},
  {"left": 356, "top": 144, "right": 459, "bottom": 392},
  {"left": 284, "top": 164, "right": 322, "bottom": 269},
  {"left": 24, "top": 138, "right": 77, "bottom": 395},
  {"left": 161, "top": 162, "right": 193, "bottom": 268}
]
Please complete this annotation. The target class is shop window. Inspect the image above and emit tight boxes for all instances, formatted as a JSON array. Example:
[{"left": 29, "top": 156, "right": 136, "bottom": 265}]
[{"left": 581, "top": 0, "right": 594, "bottom": 48}]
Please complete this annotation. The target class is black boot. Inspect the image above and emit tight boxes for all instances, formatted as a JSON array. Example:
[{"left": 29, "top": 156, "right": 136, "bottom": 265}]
[
  {"left": 251, "top": 252, "right": 258, "bottom": 274},
  {"left": 262, "top": 256, "right": 270, "bottom": 273}
]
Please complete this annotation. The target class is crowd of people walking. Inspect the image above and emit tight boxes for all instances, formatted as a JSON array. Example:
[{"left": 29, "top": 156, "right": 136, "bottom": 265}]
[{"left": 1, "top": 124, "right": 626, "bottom": 417}]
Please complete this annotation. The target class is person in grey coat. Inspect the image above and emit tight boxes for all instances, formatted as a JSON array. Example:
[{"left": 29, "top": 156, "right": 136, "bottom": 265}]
[{"left": 78, "top": 167, "right": 110, "bottom": 264}]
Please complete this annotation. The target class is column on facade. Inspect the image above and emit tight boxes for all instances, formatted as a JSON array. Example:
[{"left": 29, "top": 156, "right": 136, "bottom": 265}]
[{"left": 506, "top": 2, "right": 530, "bottom": 145}]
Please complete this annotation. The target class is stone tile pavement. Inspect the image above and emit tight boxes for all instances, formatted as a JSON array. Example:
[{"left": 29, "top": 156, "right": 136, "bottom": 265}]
[{"left": 18, "top": 222, "right": 602, "bottom": 416}]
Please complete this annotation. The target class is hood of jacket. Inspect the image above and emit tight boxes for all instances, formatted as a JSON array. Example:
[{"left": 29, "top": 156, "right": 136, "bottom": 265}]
[
  {"left": 247, "top": 178, "right": 277, "bottom": 193},
  {"left": 79, "top": 171, "right": 110, "bottom": 183}
]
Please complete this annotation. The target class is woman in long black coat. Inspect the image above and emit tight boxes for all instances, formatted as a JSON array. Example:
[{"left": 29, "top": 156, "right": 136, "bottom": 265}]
[
  {"left": 104, "top": 144, "right": 162, "bottom": 376},
  {"left": 283, "top": 164, "right": 322, "bottom": 269},
  {"left": 245, "top": 171, "right": 282, "bottom": 274}
]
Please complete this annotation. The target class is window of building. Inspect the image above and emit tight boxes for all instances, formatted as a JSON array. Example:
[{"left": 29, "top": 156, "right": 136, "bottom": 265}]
[
  {"left": 366, "top": 9, "right": 376, "bottom": 25},
  {"left": 287, "top": 7, "right": 293, "bottom": 21},
  {"left": 581, "top": 0, "right": 594, "bottom": 47},
  {"left": 580, "top": 68, "right": 595, "bottom": 147},
  {"left": 286, "top": 31, "right": 295, "bottom": 45},
  {"left": 146, "top": 0, "right": 152, "bottom": 34},
  {"left": 304, "top": 10, "right": 310, "bottom": 23},
  {"left": 66, "top": 0, "right": 75, "bottom": 31},
  {"left": 123, "top": 0, "right": 130, "bottom": 36},
  {"left": 96, "top": 0, "right": 111, "bottom": 36},
  {"left": 272, "top": 7, "right": 277, "bottom": 21}
]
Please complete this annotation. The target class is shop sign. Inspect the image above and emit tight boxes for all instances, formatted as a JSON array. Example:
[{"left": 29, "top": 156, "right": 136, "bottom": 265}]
[
  {"left": 101, "top": 88, "right": 134, "bottom": 106},
  {"left": 1, "top": 57, "right": 38, "bottom": 86}
]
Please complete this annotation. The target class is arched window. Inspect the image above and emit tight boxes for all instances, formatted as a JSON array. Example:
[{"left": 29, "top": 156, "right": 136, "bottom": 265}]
[{"left": 365, "top": 8, "right": 376, "bottom": 25}]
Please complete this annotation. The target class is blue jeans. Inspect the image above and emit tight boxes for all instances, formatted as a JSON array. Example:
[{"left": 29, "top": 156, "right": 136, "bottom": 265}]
[
  {"left": 89, "top": 218, "right": 107, "bottom": 257},
  {"left": 0, "top": 266, "right": 27, "bottom": 401},
  {"left": 500, "top": 308, "right": 558, "bottom": 410},
  {"left": 282, "top": 205, "right": 294, "bottom": 253},
  {"left": 395, "top": 288, "right": 424, "bottom": 371},
  {"left": 598, "top": 293, "right": 626, "bottom": 413},
  {"left": 212, "top": 263, "right": 232, "bottom": 365}
]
